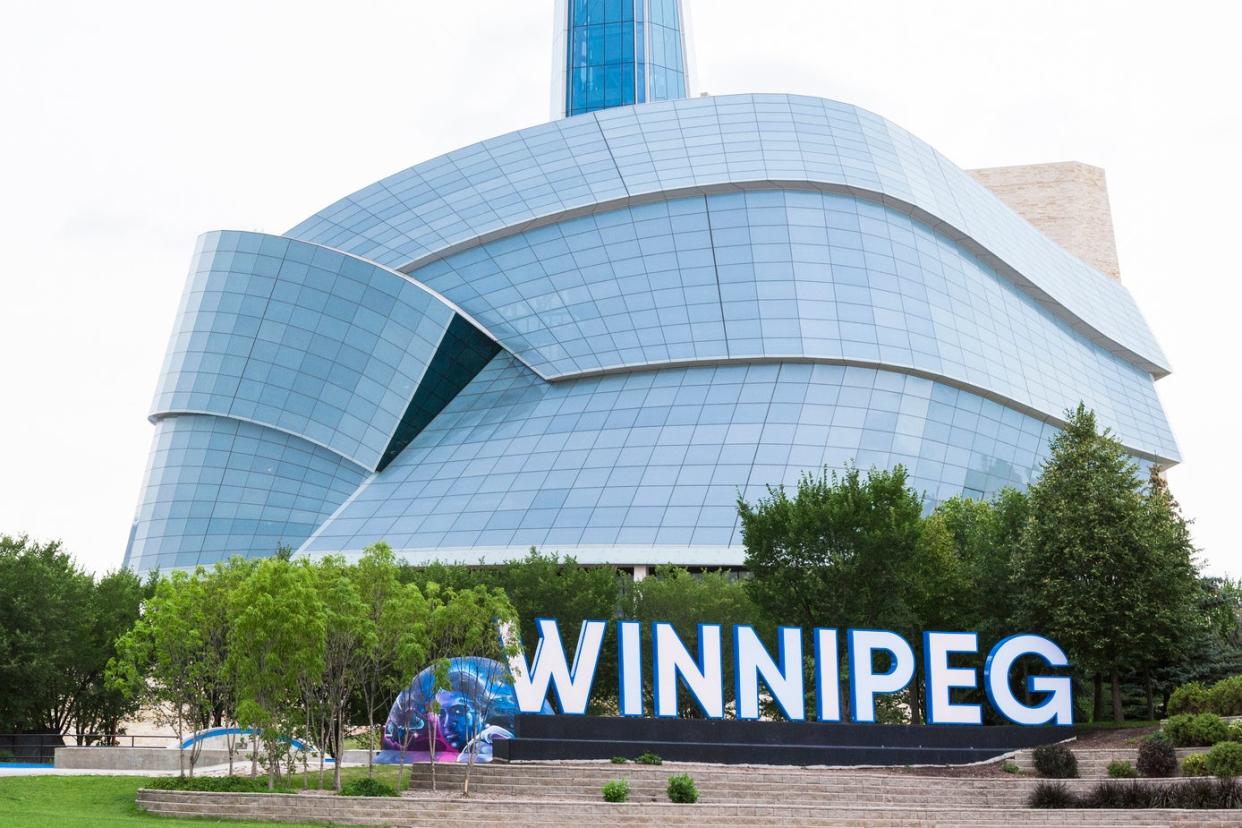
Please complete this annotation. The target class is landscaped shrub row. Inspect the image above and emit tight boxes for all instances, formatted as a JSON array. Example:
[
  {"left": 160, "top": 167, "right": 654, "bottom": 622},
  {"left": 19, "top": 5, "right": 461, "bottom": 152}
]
[
  {"left": 1029, "top": 778, "right": 1242, "bottom": 809},
  {"left": 1169, "top": 676, "right": 1242, "bottom": 717},
  {"left": 146, "top": 776, "right": 284, "bottom": 793},
  {"left": 1164, "top": 712, "right": 1231, "bottom": 747},
  {"left": 339, "top": 777, "right": 397, "bottom": 797}
]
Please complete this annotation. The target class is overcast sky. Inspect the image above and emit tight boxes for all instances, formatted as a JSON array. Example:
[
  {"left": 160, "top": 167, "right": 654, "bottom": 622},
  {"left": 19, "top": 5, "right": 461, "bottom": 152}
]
[{"left": 2, "top": 1, "right": 1238, "bottom": 577}]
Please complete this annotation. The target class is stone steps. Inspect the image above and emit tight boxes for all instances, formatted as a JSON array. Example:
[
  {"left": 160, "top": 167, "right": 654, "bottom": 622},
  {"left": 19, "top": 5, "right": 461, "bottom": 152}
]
[
  {"left": 136, "top": 790, "right": 1242, "bottom": 827},
  {"left": 1011, "top": 747, "right": 1200, "bottom": 777}
]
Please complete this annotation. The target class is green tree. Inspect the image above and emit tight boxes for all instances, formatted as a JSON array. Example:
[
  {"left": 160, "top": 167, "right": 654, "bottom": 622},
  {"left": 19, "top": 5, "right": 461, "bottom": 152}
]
[
  {"left": 0, "top": 535, "right": 94, "bottom": 735},
  {"left": 493, "top": 549, "right": 622, "bottom": 713},
  {"left": 109, "top": 571, "right": 213, "bottom": 775},
  {"left": 311, "top": 556, "right": 375, "bottom": 792},
  {"left": 423, "top": 584, "right": 519, "bottom": 796},
  {"left": 1131, "top": 467, "right": 1202, "bottom": 718},
  {"left": 228, "top": 558, "right": 326, "bottom": 789},
  {"left": 69, "top": 568, "right": 146, "bottom": 744},
  {"left": 738, "top": 466, "right": 925, "bottom": 718},
  {"left": 351, "top": 542, "right": 430, "bottom": 778},
  {"left": 627, "top": 567, "right": 765, "bottom": 718},
  {"left": 1015, "top": 404, "right": 1158, "bottom": 722}
]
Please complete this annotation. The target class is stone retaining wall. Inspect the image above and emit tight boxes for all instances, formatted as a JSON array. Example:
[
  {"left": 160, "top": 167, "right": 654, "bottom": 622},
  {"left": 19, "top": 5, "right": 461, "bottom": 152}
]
[
  {"left": 134, "top": 788, "right": 1242, "bottom": 827},
  {"left": 54, "top": 746, "right": 234, "bottom": 771}
]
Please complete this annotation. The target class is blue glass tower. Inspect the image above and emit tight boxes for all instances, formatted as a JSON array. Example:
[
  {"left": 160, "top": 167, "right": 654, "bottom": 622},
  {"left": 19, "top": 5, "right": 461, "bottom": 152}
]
[{"left": 559, "top": 0, "right": 688, "bottom": 117}]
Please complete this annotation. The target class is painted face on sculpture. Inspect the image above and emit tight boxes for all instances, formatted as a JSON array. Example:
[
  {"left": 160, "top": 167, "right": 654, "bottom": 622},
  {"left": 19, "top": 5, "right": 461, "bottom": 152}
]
[{"left": 435, "top": 691, "right": 477, "bottom": 750}]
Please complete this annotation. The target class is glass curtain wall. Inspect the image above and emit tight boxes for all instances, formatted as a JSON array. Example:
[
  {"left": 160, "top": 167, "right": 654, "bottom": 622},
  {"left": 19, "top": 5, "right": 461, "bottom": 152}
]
[{"left": 567, "top": 0, "right": 686, "bottom": 116}]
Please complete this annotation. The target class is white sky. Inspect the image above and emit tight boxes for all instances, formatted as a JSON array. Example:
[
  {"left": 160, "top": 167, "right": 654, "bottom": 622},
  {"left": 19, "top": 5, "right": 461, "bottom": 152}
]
[{"left": 1, "top": 1, "right": 1238, "bottom": 577}]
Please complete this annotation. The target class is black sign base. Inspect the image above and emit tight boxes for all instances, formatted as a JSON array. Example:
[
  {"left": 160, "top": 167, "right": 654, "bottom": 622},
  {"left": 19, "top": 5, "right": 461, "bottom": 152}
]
[{"left": 493, "top": 715, "right": 1066, "bottom": 766}]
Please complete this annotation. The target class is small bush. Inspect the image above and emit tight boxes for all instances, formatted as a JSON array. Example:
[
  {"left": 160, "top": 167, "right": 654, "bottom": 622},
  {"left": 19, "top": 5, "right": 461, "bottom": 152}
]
[
  {"left": 636, "top": 751, "right": 663, "bottom": 765},
  {"left": 339, "top": 777, "right": 397, "bottom": 797},
  {"left": 0, "top": 749, "right": 15, "bottom": 763},
  {"left": 1208, "top": 675, "right": 1242, "bottom": 717},
  {"left": 1164, "top": 713, "right": 1230, "bottom": 747},
  {"left": 666, "top": 773, "right": 698, "bottom": 804},
  {"left": 1182, "top": 753, "right": 1210, "bottom": 777},
  {"left": 610, "top": 755, "right": 628, "bottom": 764},
  {"left": 1107, "top": 759, "right": 1137, "bottom": 779},
  {"left": 1136, "top": 735, "right": 1178, "bottom": 778},
  {"left": 146, "top": 776, "right": 277, "bottom": 793},
  {"left": 1228, "top": 723, "right": 1242, "bottom": 744},
  {"left": 1001, "top": 761, "right": 1020, "bottom": 774},
  {"left": 1206, "top": 741, "right": 1242, "bottom": 778},
  {"left": 1028, "top": 780, "right": 1077, "bottom": 808},
  {"left": 1032, "top": 743, "right": 1078, "bottom": 779},
  {"left": 602, "top": 779, "right": 630, "bottom": 803},
  {"left": 1168, "top": 681, "right": 1211, "bottom": 716}
]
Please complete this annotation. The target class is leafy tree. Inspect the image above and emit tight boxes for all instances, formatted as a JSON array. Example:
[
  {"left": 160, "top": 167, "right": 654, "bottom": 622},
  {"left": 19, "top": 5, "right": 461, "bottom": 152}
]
[
  {"left": 69, "top": 568, "right": 146, "bottom": 744},
  {"left": 493, "top": 549, "right": 623, "bottom": 713},
  {"left": 423, "top": 584, "right": 519, "bottom": 796},
  {"left": 350, "top": 542, "right": 431, "bottom": 779},
  {"left": 738, "top": 466, "right": 925, "bottom": 718},
  {"left": 0, "top": 536, "right": 93, "bottom": 734},
  {"left": 228, "top": 558, "right": 325, "bottom": 790},
  {"left": 109, "top": 571, "right": 213, "bottom": 775},
  {"left": 311, "top": 556, "right": 375, "bottom": 792},
  {"left": 1015, "top": 404, "right": 1162, "bottom": 721},
  {"left": 627, "top": 567, "right": 765, "bottom": 718}
]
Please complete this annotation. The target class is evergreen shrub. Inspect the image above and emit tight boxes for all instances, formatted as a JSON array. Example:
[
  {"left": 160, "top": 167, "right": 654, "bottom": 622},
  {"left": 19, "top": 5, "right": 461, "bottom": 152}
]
[
  {"left": 1165, "top": 713, "right": 1229, "bottom": 747},
  {"left": 1206, "top": 741, "right": 1242, "bottom": 778},
  {"left": 1033, "top": 743, "right": 1078, "bottom": 778}
]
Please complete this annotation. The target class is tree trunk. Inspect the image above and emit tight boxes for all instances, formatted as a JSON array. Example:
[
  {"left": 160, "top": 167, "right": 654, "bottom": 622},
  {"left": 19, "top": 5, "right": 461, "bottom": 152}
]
[
  {"left": 429, "top": 716, "right": 438, "bottom": 792},
  {"left": 1093, "top": 674, "right": 1105, "bottom": 722},
  {"left": 910, "top": 676, "right": 922, "bottom": 725},
  {"left": 365, "top": 687, "right": 375, "bottom": 778},
  {"left": 1111, "top": 672, "right": 1124, "bottom": 723},
  {"left": 333, "top": 713, "right": 343, "bottom": 793},
  {"left": 1145, "top": 674, "right": 1155, "bottom": 722}
]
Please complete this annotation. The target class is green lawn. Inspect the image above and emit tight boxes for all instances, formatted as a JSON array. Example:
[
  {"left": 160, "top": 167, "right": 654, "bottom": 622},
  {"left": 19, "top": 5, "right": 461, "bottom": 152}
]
[{"left": 0, "top": 769, "right": 418, "bottom": 828}]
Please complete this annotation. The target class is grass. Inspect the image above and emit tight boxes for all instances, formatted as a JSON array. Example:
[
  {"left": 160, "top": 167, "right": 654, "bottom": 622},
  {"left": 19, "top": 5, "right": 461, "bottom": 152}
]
[{"left": 0, "top": 766, "right": 427, "bottom": 827}]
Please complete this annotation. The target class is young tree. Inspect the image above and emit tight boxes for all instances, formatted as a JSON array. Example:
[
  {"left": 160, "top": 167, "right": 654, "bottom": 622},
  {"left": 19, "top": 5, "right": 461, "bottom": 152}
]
[
  {"left": 424, "top": 585, "right": 520, "bottom": 797},
  {"left": 313, "top": 556, "right": 375, "bottom": 792},
  {"left": 228, "top": 558, "right": 326, "bottom": 790},
  {"left": 351, "top": 542, "right": 430, "bottom": 778},
  {"left": 108, "top": 571, "right": 213, "bottom": 776}
]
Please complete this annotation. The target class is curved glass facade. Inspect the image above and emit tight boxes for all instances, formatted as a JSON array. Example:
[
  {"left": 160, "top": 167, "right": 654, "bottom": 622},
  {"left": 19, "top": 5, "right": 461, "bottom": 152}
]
[{"left": 123, "top": 79, "right": 1176, "bottom": 574}]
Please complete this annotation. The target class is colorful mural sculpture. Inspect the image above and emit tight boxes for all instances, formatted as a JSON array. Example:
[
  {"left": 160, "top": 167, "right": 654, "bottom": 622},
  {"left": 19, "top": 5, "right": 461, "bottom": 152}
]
[{"left": 376, "top": 656, "right": 551, "bottom": 764}]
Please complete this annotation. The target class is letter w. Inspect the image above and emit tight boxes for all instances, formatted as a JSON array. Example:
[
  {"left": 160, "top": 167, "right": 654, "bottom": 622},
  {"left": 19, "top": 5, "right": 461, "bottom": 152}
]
[{"left": 508, "top": 619, "right": 607, "bottom": 714}]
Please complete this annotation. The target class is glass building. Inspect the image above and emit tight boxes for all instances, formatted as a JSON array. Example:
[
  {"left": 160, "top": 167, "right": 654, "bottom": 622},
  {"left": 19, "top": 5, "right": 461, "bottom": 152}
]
[
  {"left": 556, "top": 0, "right": 688, "bottom": 117},
  {"left": 122, "top": 7, "right": 1177, "bottom": 575}
]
